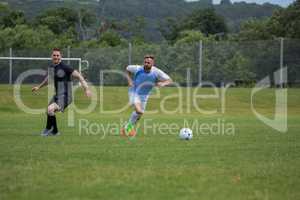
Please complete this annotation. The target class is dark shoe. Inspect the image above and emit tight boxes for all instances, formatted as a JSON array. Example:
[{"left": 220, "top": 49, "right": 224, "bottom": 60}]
[{"left": 41, "top": 128, "right": 53, "bottom": 136}]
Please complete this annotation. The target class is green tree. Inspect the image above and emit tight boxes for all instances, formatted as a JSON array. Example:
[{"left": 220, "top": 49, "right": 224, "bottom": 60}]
[
  {"left": 182, "top": 8, "right": 228, "bottom": 36},
  {"left": 99, "top": 31, "right": 123, "bottom": 47},
  {"left": 269, "top": 0, "right": 300, "bottom": 38},
  {"left": 0, "top": 25, "right": 56, "bottom": 49},
  {"left": 175, "top": 30, "right": 215, "bottom": 45},
  {"left": 35, "top": 7, "right": 77, "bottom": 35},
  {"left": 238, "top": 19, "right": 272, "bottom": 41},
  {"left": 160, "top": 8, "right": 227, "bottom": 43},
  {"left": 110, "top": 16, "right": 146, "bottom": 41},
  {"left": 0, "top": 10, "right": 26, "bottom": 28},
  {"left": 223, "top": 52, "right": 255, "bottom": 81},
  {"left": 159, "top": 17, "right": 181, "bottom": 43},
  {"left": 238, "top": 0, "right": 300, "bottom": 40},
  {"left": 77, "top": 8, "right": 97, "bottom": 40},
  {"left": 0, "top": 24, "right": 77, "bottom": 50}
]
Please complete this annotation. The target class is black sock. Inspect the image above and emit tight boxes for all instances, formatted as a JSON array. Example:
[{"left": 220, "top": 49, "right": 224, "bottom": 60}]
[
  {"left": 46, "top": 115, "right": 52, "bottom": 129},
  {"left": 51, "top": 115, "right": 58, "bottom": 134}
]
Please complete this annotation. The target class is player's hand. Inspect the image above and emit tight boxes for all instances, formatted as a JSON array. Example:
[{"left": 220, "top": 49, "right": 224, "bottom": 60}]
[
  {"left": 156, "top": 82, "right": 165, "bottom": 87},
  {"left": 128, "top": 81, "right": 134, "bottom": 87},
  {"left": 85, "top": 89, "right": 92, "bottom": 98},
  {"left": 31, "top": 86, "right": 39, "bottom": 92},
  {"left": 156, "top": 80, "right": 172, "bottom": 88}
]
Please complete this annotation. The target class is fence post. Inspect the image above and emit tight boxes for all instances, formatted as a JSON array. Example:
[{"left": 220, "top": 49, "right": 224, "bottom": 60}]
[
  {"left": 79, "top": 59, "right": 82, "bottom": 74},
  {"left": 280, "top": 37, "right": 284, "bottom": 88},
  {"left": 198, "top": 40, "right": 203, "bottom": 87},
  {"left": 9, "top": 48, "right": 13, "bottom": 85},
  {"left": 186, "top": 68, "right": 191, "bottom": 113},
  {"left": 128, "top": 42, "right": 132, "bottom": 65},
  {"left": 67, "top": 46, "right": 71, "bottom": 65}
]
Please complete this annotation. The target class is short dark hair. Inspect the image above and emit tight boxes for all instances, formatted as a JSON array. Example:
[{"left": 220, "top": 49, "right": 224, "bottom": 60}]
[
  {"left": 52, "top": 48, "right": 61, "bottom": 52},
  {"left": 144, "top": 54, "right": 154, "bottom": 60}
]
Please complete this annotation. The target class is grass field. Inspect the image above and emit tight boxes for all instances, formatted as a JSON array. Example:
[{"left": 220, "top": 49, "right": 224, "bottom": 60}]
[{"left": 0, "top": 85, "right": 299, "bottom": 200}]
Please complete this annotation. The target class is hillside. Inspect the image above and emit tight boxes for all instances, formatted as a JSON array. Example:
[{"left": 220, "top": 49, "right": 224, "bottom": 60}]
[{"left": 0, "top": 0, "right": 280, "bottom": 40}]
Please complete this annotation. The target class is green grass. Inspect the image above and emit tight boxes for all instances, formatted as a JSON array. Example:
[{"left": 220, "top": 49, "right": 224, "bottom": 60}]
[{"left": 0, "top": 85, "right": 299, "bottom": 200}]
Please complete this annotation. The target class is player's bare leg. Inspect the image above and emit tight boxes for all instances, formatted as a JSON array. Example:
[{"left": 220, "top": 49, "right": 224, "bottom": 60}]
[
  {"left": 121, "top": 102, "right": 143, "bottom": 137},
  {"left": 133, "top": 102, "right": 144, "bottom": 122}
]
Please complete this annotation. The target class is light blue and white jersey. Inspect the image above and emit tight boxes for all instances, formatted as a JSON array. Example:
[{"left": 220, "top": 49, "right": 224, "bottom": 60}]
[{"left": 127, "top": 65, "right": 170, "bottom": 96}]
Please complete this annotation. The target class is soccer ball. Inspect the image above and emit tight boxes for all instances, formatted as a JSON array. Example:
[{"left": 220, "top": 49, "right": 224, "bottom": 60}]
[{"left": 179, "top": 128, "right": 193, "bottom": 140}]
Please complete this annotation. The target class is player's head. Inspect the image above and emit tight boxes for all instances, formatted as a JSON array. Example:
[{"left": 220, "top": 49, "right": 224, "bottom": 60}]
[
  {"left": 144, "top": 54, "right": 154, "bottom": 71},
  {"left": 52, "top": 48, "right": 62, "bottom": 65}
]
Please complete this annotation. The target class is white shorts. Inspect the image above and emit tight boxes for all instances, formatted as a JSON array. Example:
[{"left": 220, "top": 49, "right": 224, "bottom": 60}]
[{"left": 128, "top": 87, "right": 149, "bottom": 112}]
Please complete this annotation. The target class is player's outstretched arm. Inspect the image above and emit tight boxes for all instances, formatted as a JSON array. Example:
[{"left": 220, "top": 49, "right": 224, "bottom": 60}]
[
  {"left": 32, "top": 76, "right": 48, "bottom": 92},
  {"left": 72, "top": 70, "right": 92, "bottom": 98},
  {"left": 126, "top": 70, "right": 134, "bottom": 87},
  {"left": 156, "top": 79, "right": 172, "bottom": 87}
]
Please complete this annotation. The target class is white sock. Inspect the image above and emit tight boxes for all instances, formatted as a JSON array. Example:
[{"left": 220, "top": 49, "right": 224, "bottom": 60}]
[{"left": 129, "top": 111, "right": 141, "bottom": 125}]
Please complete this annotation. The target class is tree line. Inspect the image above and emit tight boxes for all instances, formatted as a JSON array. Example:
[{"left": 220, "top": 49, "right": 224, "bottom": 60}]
[
  {"left": 0, "top": 0, "right": 299, "bottom": 85},
  {"left": 1, "top": 0, "right": 297, "bottom": 50}
]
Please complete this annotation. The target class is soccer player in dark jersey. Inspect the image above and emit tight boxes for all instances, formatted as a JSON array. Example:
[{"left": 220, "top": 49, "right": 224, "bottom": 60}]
[{"left": 32, "top": 48, "right": 92, "bottom": 136}]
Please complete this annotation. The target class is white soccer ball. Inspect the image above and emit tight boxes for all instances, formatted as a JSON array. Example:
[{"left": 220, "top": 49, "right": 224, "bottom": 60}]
[{"left": 179, "top": 128, "right": 193, "bottom": 140}]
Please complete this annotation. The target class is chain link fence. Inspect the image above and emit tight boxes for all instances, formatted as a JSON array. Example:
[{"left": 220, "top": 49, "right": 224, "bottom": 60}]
[{"left": 0, "top": 39, "right": 299, "bottom": 87}]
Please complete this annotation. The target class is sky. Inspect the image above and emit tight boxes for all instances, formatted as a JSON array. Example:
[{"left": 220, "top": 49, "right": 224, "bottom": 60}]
[{"left": 186, "top": 0, "right": 295, "bottom": 7}]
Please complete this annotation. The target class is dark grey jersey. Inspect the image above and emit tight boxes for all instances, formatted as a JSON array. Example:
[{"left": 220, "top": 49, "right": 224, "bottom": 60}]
[{"left": 48, "top": 62, "right": 74, "bottom": 96}]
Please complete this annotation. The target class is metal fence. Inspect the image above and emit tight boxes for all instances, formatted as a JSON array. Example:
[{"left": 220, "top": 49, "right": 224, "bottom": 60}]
[{"left": 0, "top": 39, "right": 299, "bottom": 87}]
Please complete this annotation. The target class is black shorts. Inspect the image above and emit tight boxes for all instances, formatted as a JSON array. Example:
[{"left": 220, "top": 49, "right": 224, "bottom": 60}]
[{"left": 49, "top": 95, "right": 72, "bottom": 112}]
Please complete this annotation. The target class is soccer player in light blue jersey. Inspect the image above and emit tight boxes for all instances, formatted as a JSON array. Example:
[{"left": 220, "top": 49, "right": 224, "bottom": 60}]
[{"left": 121, "top": 55, "right": 172, "bottom": 137}]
